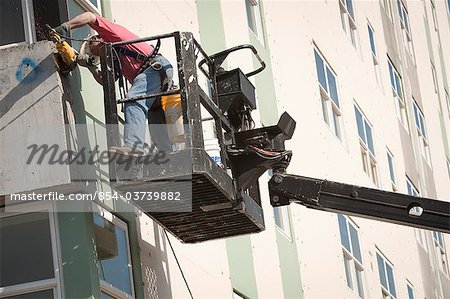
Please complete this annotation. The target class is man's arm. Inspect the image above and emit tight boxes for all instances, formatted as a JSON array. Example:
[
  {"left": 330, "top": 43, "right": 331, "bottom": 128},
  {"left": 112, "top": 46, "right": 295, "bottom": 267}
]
[
  {"left": 66, "top": 12, "right": 97, "bottom": 29},
  {"left": 54, "top": 12, "right": 97, "bottom": 35}
]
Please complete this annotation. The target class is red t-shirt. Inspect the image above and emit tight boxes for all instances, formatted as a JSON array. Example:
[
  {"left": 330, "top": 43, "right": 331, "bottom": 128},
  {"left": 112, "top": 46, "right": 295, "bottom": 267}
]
[{"left": 90, "top": 15, "right": 153, "bottom": 83}]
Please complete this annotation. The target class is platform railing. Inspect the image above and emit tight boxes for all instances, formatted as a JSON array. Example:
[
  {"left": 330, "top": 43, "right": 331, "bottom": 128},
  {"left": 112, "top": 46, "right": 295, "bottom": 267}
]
[{"left": 99, "top": 31, "right": 235, "bottom": 182}]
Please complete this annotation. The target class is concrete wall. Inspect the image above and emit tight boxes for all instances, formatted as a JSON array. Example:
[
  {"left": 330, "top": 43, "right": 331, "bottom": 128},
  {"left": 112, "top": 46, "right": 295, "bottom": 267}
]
[{"left": 0, "top": 41, "right": 81, "bottom": 196}]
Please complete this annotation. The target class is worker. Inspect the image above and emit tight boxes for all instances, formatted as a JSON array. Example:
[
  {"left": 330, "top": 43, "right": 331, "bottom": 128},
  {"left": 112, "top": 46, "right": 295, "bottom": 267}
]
[{"left": 54, "top": 12, "right": 173, "bottom": 155}]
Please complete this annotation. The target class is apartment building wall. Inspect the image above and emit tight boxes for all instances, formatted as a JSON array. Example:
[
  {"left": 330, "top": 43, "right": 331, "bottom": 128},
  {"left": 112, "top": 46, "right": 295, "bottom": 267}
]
[{"left": 264, "top": 1, "right": 449, "bottom": 299}]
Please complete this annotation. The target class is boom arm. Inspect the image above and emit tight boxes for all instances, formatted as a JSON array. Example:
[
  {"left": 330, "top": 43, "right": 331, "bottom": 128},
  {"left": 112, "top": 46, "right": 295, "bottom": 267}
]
[{"left": 269, "top": 173, "right": 450, "bottom": 233}]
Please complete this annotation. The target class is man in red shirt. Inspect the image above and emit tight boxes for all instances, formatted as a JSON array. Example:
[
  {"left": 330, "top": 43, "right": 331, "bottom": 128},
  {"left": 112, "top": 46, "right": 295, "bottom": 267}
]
[{"left": 55, "top": 12, "right": 173, "bottom": 154}]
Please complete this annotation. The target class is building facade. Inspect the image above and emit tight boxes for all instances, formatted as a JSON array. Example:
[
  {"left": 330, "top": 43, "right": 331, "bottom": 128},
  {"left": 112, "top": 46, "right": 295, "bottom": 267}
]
[{"left": 0, "top": 0, "right": 449, "bottom": 298}]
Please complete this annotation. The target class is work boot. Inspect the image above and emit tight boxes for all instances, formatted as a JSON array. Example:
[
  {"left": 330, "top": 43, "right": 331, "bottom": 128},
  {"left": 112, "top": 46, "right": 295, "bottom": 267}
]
[{"left": 109, "top": 146, "right": 144, "bottom": 156}]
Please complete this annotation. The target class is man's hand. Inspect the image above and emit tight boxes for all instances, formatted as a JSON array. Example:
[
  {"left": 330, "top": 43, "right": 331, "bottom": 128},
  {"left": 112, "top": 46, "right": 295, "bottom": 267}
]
[
  {"left": 76, "top": 54, "right": 103, "bottom": 85},
  {"left": 76, "top": 53, "right": 96, "bottom": 68},
  {"left": 53, "top": 22, "right": 70, "bottom": 36}
]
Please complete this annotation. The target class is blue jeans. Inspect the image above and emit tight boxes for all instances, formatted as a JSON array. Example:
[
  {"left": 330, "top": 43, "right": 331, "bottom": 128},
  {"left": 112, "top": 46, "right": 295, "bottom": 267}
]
[{"left": 124, "top": 55, "right": 173, "bottom": 152}]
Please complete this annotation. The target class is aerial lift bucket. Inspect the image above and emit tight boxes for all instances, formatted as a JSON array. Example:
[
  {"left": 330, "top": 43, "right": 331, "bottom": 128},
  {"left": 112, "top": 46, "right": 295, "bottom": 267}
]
[{"left": 100, "top": 32, "right": 294, "bottom": 243}]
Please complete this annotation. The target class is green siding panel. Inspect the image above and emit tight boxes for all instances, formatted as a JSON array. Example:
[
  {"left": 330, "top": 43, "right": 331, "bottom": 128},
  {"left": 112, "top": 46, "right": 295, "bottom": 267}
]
[
  {"left": 226, "top": 236, "right": 259, "bottom": 298},
  {"left": 57, "top": 202, "right": 100, "bottom": 299},
  {"left": 276, "top": 231, "right": 303, "bottom": 298}
]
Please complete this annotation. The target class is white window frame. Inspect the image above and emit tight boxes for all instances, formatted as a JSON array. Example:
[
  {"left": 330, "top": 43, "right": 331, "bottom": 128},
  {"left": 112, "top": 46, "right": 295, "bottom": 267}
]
[
  {"left": 75, "top": 0, "right": 102, "bottom": 14},
  {"left": 431, "top": 0, "right": 438, "bottom": 31},
  {"left": 406, "top": 176, "right": 419, "bottom": 196},
  {"left": 273, "top": 206, "right": 292, "bottom": 239},
  {"left": 386, "top": 148, "right": 397, "bottom": 190},
  {"left": 92, "top": 204, "right": 135, "bottom": 299},
  {"left": 406, "top": 177, "right": 429, "bottom": 251},
  {"left": 0, "top": 202, "right": 63, "bottom": 298},
  {"left": 340, "top": 0, "right": 358, "bottom": 48},
  {"left": 338, "top": 215, "right": 365, "bottom": 298},
  {"left": 406, "top": 281, "right": 414, "bottom": 299},
  {"left": 0, "top": 0, "right": 36, "bottom": 49},
  {"left": 314, "top": 47, "right": 343, "bottom": 141},
  {"left": 397, "top": 0, "right": 411, "bottom": 39},
  {"left": 355, "top": 104, "right": 378, "bottom": 185},
  {"left": 388, "top": 58, "right": 408, "bottom": 130},
  {"left": 433, "top": 231, "right": 449, "bottom": 276},
  {"left": 376, "top": 250, "right": 397, "bottom": 299},
  {"left": 413, "top": 101, "right": 431, "bottom": 164},
  {"left": 367, "top": 21, "right": 382, "bottom": 85},
  {"left": 397, "top": 0, "right": 415, "bottom": 56},
  {"left": 431, "top": 62, "right": 439, "bottom": 93},
  {"left": 367, "top": 22, "right": 377, "bottom": 60},
  {"left": 245, "top": 0, "right": 265, "bottom": 46}
]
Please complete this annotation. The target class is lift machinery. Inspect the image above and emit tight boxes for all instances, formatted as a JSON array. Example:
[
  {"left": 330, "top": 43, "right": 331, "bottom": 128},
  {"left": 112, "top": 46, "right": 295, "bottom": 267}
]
[{"left": 98, "top": 32, "right": 449, "bottom": 243}]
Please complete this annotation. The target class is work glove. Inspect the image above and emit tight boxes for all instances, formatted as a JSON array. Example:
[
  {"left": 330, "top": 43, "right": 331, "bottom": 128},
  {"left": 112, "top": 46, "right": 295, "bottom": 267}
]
[
  {"left": 53, "top": 22, "right": 70, "bottom": 36},
  {"left": 76, "top": 53, "right": 96, "bottom": 68}
]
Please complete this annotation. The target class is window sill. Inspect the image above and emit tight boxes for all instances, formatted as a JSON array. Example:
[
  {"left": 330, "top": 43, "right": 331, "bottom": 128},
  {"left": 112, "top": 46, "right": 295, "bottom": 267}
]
[
  {"left": 275, "top": 225, "right": 292, "bottom": 242},
  {"left": 248, "top": 28, "right": 266, "bottom": 49},
  {"left": 74, "top": 0, "right": 102, "bottom": 14},
  {"left": 0, "top": 41, "right": 28, "bottom": 50}
]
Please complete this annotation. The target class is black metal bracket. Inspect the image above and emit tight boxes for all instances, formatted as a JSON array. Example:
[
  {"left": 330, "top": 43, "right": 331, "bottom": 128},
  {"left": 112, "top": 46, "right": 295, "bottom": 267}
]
[
  {"left": 228, "top": 112, "right": 296, "bottom": 190},
  {"left": 198, "top": 44, "right": 266, "bottom": 79},
  {"left": 268, "top": 174, "right": 450, "bottom": 233}
]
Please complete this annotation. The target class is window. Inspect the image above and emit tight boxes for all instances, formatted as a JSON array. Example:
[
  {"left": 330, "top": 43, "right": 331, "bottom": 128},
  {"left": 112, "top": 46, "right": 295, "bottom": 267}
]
[
  {"left": 274, "top": 206, "right": 291, "bottom": 238},
  {"left": 406, "top": 177, "right": 419, "bottom": 196},
  {"left": 431, "top": 0, "right": 438, "bottom": 31},
  {"left": 386, "top": 149, "right": 397, "bottom": 190},
  {"left": 376, "top": 251, "right": 397, "bottom": 298},
  {"left": 431, "top": 62, "right": 438, "bottom": 93},
  {"left": 407, "top": 282, "right": 414, "bottom": 299},
  {"left": 340, "top": 0, "right": 358, "bottom": 47},
  {"left": 433, "top": 231, "right": 449, "bottom": 275},
  {"left": 388, "top": 59, "right": 408, "bottom": 128},
  {"left": 338, "top": 215, "right": 364, "bottom": 298},
  {"left": 413, "top": 101, "right": 431, "bottom": 163},
  {"left": 368, "top": 23, "right": 377, "bottom": 58},
  {"left": 368, "top": 22, "right": 381, "bottom": 84},
  {"left": 0, "top": 0, "right": 35, "bottom": 47},
  {"left": 406, "top": 177, "right": 428, "bottom": 249},
  {"left": 94, "top": 208, "right": 135, "bottom": 299},
  {"left": 314, "top": 48, "right": 343, "bottom": 140},
  {"left": 447, "top": 0, "right": 450, "bottom": 13},
  {"left": 0, "top": 210, "right": 61, "bottom": 298},
  {"left": 245, "top": 0, "right": 265, "bottom": 44},
  {"left": 397, "top": 0, "right": 411, "bottom": 38},
  {"left": 355, "top": 105, "right": 377, "bottom": 185},
  {"left": 87, "top": 0, "right": 101, "bottom": 10},
  {"left": 397, "top": 0, "right": 414, "bottom": 55}
]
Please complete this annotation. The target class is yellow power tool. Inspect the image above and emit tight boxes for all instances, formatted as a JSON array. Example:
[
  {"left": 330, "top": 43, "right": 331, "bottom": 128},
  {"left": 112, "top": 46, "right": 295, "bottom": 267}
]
[{"left": 46, "top": 24, "right": 77, "bottom": 73}]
